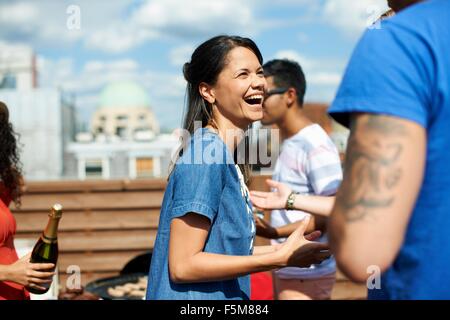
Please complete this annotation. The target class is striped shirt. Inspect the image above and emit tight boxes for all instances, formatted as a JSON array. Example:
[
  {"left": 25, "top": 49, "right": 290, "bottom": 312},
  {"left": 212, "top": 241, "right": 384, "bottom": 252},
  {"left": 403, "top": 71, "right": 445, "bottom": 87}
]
[{"left": 270, "top": 124, "right": 343, "bottom": 279}]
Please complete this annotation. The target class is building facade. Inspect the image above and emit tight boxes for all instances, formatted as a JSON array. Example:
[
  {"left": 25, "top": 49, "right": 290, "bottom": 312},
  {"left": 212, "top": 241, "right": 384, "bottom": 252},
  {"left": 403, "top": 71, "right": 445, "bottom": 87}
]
[
  {"left": 67, "top": 81, "right": 179, "bottom": 180},
  {"left": 0, "top": 43, "right": 76, "bottom": 181}
]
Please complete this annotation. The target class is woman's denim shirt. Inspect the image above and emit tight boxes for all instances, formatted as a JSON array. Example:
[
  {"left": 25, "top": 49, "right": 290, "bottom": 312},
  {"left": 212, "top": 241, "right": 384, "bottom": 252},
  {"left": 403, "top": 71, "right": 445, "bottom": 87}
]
[{"left": 146, "top": 128, "right": 255, "bottom": 300}]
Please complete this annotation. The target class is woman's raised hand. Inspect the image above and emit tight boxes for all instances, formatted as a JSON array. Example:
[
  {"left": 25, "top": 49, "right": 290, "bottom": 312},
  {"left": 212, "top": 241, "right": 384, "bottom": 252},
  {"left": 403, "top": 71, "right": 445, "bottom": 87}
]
[{"left": 276, "top": 217, "right": 331, "bottom": 268}]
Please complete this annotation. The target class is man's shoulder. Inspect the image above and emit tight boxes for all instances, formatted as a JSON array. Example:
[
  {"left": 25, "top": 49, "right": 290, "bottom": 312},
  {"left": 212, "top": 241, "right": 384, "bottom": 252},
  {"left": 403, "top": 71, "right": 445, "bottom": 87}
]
[
  {"left": 294, "top": 124, "right": 335, "bottom": 150},
  {"left": 328, "top": 1, "right": 446, "bottom": 129},
  {"left": 371, "top": 0, "right": 448, "bottom": 43},
  {"left": 392, "top": 0, "right": 449, "bottom": 28}
]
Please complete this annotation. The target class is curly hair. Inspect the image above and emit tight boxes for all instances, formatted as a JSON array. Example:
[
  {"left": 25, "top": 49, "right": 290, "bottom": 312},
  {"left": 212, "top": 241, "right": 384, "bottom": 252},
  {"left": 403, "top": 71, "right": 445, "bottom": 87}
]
[{"left": 0, "top": 101, "right": 23, "bottom": 206}]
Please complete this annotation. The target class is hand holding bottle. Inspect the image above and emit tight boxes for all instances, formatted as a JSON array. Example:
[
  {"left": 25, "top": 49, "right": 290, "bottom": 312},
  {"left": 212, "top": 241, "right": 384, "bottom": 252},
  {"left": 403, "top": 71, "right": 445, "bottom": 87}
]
[{"left": 6, "top": 252, "right": 55, "bottom": 291}]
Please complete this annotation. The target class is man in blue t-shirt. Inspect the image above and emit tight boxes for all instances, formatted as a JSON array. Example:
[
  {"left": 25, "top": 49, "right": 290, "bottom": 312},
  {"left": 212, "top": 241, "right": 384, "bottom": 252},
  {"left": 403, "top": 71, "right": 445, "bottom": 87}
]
[{"left": 328, "top": 0, "right": 450, "bottom": 299}]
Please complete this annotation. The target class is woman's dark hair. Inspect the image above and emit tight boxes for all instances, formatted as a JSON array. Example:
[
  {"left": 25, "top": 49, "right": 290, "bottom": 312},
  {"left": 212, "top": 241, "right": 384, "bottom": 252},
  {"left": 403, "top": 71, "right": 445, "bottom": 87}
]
[
  {"left": 0, "top": 101, "right": 23, "bottom": 206},
  {"left": 171, "top": 35, "right": 263, "bottom": 182},
  {"left": 263, "top": 59, "right": 307, "bottom": 106}
]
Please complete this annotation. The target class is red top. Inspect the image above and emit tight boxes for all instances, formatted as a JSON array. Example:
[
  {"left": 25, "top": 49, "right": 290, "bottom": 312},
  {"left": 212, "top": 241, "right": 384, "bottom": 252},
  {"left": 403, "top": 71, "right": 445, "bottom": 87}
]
[{"left": 0, "top": 185, "right": 30, "bottom": 300}]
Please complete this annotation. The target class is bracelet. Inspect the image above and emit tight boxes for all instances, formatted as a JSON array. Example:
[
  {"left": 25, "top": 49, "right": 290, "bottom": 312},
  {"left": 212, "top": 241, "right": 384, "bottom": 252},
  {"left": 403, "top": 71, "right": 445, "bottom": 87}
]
[{"left": 285, "top": 192, "right": 296, "bottom": 210}]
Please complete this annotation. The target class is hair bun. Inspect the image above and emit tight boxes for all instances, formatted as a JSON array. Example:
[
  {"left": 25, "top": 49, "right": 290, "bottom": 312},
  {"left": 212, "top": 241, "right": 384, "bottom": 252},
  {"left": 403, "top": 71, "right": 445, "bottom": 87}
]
[
  {"left": 0, "top": 101, "right": 9, "bottom": 122},
  {"left": 183, "top": 62, "right": 192, "bottom": 83}
]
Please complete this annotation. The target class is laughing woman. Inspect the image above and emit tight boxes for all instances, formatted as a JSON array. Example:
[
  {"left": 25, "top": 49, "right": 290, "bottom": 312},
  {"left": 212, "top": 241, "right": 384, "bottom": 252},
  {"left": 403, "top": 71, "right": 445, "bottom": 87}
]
[{"left": 146, "top": 35, "right": 330, "bottom": 300}]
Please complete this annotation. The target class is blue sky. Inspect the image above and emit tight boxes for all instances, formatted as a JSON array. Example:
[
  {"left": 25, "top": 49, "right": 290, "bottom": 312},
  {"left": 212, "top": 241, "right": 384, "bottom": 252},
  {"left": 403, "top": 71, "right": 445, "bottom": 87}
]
[{"left": 0, "top": 0, "right": 389, "bottom": 131}]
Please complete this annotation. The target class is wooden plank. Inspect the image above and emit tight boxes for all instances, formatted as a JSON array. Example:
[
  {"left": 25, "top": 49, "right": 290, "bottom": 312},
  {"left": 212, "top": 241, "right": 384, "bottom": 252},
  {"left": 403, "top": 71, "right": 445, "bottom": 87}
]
[
  {"left": 16, "top": 230, "right": 156, "bottom": 252},
  {"left": 122, "top": 179, "right": 167, "bottom": 191},
  {"left": 24, "top": 179, "right": 167, "bottom": 194},
  {"left": 58, "top": 250, "right": 149, "bottom": 273},
  {"left": 254, "top": 235, "right": 270, "bottom": 246},
  {"left": 16, "top": 191, "right": 165, "bottom": 211},
  {"left": 24, "top": 180, "right": 125, "bottom": 193},
  {"left": 248, "top": 175, "right": 271, "bottom": 192},
  {"left": 14, "top": 209, "right": 160, "bottom": 232},
  {"left": 304, "top": 103, "right": 333, "bottom": 134}
]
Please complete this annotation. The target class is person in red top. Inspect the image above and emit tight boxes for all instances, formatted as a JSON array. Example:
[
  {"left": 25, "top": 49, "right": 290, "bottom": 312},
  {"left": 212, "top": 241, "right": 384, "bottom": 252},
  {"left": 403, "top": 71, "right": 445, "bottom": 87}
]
[{"left": 0, "top": 101, "right": 55, "bottom": 300}]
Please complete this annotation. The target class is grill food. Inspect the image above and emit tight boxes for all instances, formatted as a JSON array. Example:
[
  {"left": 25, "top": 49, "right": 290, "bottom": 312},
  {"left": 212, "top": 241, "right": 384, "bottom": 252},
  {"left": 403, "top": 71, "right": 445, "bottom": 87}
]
[{"left": 107, "top": 276, "right": 147, "bottom": 299}]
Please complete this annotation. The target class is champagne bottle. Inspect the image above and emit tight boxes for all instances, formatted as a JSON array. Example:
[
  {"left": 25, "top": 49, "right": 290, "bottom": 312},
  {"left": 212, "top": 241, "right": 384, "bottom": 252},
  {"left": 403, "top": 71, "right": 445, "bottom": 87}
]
[{"left": 28, "top": 204, "right": 63, "bottom": 295}]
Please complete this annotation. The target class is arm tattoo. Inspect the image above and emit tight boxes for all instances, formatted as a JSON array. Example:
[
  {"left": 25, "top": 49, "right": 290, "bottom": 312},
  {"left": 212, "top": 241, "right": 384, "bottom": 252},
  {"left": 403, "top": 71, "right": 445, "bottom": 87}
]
[{"left": 338, "top": 115, "right": 408, "bottom": 222}]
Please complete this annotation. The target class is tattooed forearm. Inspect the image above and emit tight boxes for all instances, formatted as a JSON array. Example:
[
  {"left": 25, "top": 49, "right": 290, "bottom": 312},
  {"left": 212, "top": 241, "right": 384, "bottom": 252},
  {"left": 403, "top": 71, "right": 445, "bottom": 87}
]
[
  {"left": 337, "top": 114, "right": 409, "bottom": 222},
  {"left": 365, "top": 115, "right": 409, "bottom": 135}
]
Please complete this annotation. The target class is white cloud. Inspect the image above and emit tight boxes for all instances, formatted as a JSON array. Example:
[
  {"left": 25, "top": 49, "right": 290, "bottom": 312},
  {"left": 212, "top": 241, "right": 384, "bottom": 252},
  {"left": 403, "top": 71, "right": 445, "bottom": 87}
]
[
  {"left": 169, "top": 45, "right": 195, "bottom": 67},
  {"left": 133, "top": 0, "right": 255, "bottom": 36},
  {"left": 274, "top": 50, "right": 317, "bottom": 70},
  {"left": 0, "top": 1, "right": 84, "bottom": 46},
  {"left": 323, "top": 0, "right": 389, "bottom": 37},
  {"left": 0, "top": 2, "right": 38, "bottom": 24},
  {"left": 274, "top": 49, "right": 342, "bottom": 86},
  {"left": 273, "top": 49, "right": 345, "bottom": 102},
  {"left": 297, "top": 33, "right": 310, "bottom": 44},
  {"left": 85, "top": 25, "right": 157, "bottom": 53},
  {"left": 0, "top": 0, "right": 390, "bottom": 55},
  {"left": 37, "top": 56, "right": 74, "bottom": 89},
  {"left": 64, "top": 62, "right": 139, "bottom": 92},
  {"left": 140, "top": 71, "right": 186, "bottom": 99},
  {"left": 37, "top": 56, "right": 140, "bottom": 95},
  {"left": 36, "top": 54, "right": 186, "bottom": 127},
  {"left": 82, "top": 59, "right": 138, "bottom": 74},
  {"left": 0, "top": 0, "right": 306, "bottom": 54},
  {"left": 308, "top": 72, "right": 342, "bottom": 86},
  {"left": 0, "top": 41, "right": 33, "bottom": 58},
  {"left": 86, "top": 0, "right": 260, "bottom": 53},
  {"left": 38, "top": 56, "right": 185, "bottom": 99},
  {"left": 0, "top": 0, "right": 134, "bottom": 49}
]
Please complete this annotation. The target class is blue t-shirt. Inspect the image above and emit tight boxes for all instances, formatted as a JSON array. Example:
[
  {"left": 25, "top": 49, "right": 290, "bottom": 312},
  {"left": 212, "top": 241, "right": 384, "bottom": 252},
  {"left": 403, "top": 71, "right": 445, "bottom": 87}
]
[
  {"left": 146, "top": 128, "right": 256, "bottom": 300},
  {"left": 329, "top": 0, "right": 450, "bottom": 299}
]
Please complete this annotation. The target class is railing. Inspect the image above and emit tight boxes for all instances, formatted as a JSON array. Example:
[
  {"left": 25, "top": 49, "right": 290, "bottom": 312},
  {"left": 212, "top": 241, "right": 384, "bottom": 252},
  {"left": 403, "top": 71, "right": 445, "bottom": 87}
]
[{"left": 13, "top": 176, "right": 366, "bottom": 299}]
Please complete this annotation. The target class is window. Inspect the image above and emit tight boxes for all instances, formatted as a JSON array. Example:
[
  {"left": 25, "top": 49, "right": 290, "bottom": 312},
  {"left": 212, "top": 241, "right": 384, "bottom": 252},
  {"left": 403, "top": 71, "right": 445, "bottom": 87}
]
[
  {"left": 116, "top": 126, "right": 127, "bottom": 137},
  {"left": 0, "top": 73, "right": 17, "bottom": 89},
  {"left": 117, "top": 115, "right": 128, "bottom": 121},
  {"left": 85, "top": 159, "right": 103, "bottom": 179},
  {"left": 136, "top": 158, "right": 153, "bottom": 178}
]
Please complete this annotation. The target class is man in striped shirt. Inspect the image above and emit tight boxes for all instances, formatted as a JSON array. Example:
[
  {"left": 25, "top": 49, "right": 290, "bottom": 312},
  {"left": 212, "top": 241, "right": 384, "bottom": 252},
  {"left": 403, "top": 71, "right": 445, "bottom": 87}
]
[{"left": 255, "top": 59, "right": 342, "bottom": 300}]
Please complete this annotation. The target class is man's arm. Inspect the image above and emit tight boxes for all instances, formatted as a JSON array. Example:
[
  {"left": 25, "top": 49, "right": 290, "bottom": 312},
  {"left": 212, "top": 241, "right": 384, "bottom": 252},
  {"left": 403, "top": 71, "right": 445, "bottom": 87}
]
[
  {"left": 328, "top": 113, "right": 426, "bottom": 282},
  {"left": 250, "top": 180, "right": 335, "bottom": 217}
]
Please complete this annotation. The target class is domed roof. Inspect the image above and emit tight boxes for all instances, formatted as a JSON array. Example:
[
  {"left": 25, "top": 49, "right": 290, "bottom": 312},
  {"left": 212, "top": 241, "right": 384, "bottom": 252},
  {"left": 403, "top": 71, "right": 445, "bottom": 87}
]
[{"left": 99, "top": 80, "right": 150, "bottom": 108}]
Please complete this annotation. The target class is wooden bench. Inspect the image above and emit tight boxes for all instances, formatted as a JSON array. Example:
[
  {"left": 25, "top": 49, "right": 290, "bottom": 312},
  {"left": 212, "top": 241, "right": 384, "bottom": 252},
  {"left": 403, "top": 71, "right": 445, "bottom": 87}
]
[
  {"left": 12, "top": 176, "right": 366, "bottom": 299},
  {"left": 13, "top": 179, "right": 161, "bottom": 288}
]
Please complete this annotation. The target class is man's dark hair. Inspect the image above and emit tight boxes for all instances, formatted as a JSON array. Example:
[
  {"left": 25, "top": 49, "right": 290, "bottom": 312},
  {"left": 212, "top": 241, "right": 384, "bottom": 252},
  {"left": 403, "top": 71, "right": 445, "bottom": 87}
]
[{"left": 263, "top": 59, "right": 307, "bottom": 106}]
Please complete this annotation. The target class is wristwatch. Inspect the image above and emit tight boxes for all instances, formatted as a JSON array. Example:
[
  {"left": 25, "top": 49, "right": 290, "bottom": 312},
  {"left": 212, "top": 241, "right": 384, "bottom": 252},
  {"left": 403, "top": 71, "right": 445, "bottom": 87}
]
[{"left": 285, "top": 192, "right": 296, "bottom": 210}]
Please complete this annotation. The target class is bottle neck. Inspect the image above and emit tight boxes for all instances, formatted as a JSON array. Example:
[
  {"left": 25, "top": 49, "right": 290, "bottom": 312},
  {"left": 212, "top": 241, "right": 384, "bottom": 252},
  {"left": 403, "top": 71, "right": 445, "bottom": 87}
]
[{"left": 42, "top": 216, "right": 61, "bottom": 243}]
